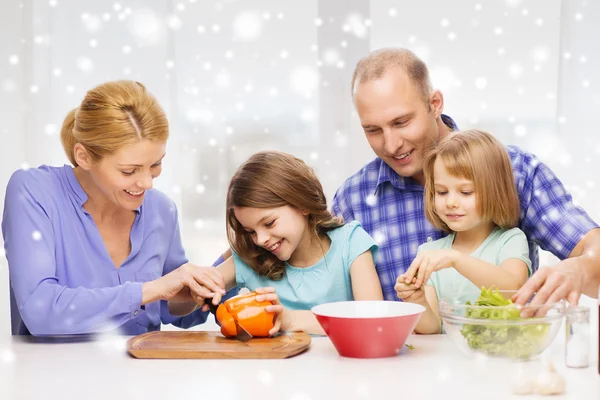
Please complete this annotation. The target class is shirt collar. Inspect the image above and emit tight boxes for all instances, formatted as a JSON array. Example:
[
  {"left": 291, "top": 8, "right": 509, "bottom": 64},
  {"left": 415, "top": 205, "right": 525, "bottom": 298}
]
[
  {"left": 373, "top": 113, "right": 458, "bottom": 195},
  {"left": 375, "top": 160, "right": 423, "bottom": 194}
]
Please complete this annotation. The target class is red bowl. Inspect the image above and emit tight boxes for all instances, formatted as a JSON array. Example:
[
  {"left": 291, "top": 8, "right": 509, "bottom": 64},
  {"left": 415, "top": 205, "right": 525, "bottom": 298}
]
[{"left": 311, "top": 301, "right": 425, "bottom": 358}]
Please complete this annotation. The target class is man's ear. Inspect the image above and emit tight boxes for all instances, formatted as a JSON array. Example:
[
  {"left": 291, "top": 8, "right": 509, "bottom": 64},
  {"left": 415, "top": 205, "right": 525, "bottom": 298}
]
[
  {"left": 429, "top": 90, "right": 444, "bottom": 119},
  {"left": 74, "top": 143, "right": 92, "bottom": 170}
]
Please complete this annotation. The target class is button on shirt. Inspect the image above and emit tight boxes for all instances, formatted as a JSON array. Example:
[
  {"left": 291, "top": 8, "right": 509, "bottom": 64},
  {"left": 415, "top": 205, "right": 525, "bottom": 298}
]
[
  {"left": 331, "top": 115, "right": 598, "bottom": 300},
  {"left": 2, "top": 165, "right": 210, "bottom": 336}
]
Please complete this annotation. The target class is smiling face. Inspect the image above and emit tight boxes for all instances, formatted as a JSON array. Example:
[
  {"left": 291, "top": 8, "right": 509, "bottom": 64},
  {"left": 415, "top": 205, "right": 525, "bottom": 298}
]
[
  {"left": 81, "top": 139, "right": 166, "bottom": 211},
  {"left": 432, "top": 157, "right": 488, "bottom": 233},
  {"left": 233, "top": 205, "right": 311, "bottom": 264},
  {"left": 353, "top": 68, "right": 445, "bottom": 184}
]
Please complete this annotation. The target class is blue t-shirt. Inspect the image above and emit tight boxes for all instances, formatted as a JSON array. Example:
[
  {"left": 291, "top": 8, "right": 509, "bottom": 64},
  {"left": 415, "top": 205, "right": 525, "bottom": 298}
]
[{"left": 233, "top": 221, "right": 378, "bottom": 310}]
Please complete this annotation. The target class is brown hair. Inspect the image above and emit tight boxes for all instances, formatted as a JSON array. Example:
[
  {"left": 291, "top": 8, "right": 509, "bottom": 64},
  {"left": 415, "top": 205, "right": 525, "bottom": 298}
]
[
  {"left": 226, "top": 151, "right": 343, "bottom": 280},
  {"left": 351, "top": 47, "right": 433, "bottom": 106},
  {"left": 60, "top": 80, "right": 168, "bottom": 166},
  {"left": 423, "top": 129, "right": 520, "bottom": 232}
]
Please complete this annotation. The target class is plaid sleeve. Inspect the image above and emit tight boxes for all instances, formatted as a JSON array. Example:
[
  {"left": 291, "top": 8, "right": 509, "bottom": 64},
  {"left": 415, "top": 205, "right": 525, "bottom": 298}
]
[{"left": 516, "top": 150, "right": 599, "bottom": 259}]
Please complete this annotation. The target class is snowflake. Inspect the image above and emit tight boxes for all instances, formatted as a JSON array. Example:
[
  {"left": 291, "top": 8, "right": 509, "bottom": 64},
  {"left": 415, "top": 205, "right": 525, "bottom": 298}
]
[
  {"left": 166, "top": 14, "right": 182, "bottom": 30},
  {"left": 1, "top": 349, "right": 15, "bottom": 363},
  {"left": 45, "top": 124, "right": 57, "bottom": 135},
  {"left": 129, "top": 10, "right": 163, "bottom": 45},
  {"left": 514, "top": 124, "right": 527, "bottom": 137},
  {"left": 256, "top": 369, "right": 273, "bottom": 386},
  {"left": 233, "top": 12, "right": 262, "bottom": 41},
  {"left": 8, "top": 55, "right": 19, "bottom": 65},
  {"left": 343, "top": 13, "right": 368, "bottom": 39},
  {"left": 474, "top": 77, "right": 488, "bottom": 90},
  {"left": 77, "top": 57, "right": 94, "bottom": 73},
  {"left": 507, "top": 63, "right": 523, "bottom": 78}
]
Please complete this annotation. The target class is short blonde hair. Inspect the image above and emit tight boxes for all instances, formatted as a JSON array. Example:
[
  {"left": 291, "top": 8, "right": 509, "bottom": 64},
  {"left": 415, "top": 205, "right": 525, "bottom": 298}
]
[
  {"left": 423, "top": 129, "right": 520, "bottom": 232},
  {"left": 351, "top": 47, "right": 433, "bottom": 105},
  {"left": 60, "top": 80, "right": 168, "bottom": 167}
]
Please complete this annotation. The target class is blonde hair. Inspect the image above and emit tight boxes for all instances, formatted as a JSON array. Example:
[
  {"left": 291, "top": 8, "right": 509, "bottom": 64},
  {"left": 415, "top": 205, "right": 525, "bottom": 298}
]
[
  {"left": 423, "top": 129, "right": 520, "bottom": 232},
  {"left": 351, "top": 47, "right": 433, "bottom": 106},
  {"left": 226, "top": 151, "right": 343, "bottom": 280},
  {"left": 60, "top": 80, "right": 168, "bottom": 166}
]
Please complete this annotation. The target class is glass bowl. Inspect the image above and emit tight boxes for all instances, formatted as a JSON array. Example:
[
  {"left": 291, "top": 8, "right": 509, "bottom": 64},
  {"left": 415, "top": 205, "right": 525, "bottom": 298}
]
[{"left": 439, "top": 290, "right": 566, "bottom": 360}]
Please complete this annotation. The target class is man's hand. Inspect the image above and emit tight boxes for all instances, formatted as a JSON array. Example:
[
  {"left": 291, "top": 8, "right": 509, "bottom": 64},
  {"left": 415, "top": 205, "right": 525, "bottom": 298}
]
[{"left": 512, "top": 262, "right": 583, "bottom": 308}]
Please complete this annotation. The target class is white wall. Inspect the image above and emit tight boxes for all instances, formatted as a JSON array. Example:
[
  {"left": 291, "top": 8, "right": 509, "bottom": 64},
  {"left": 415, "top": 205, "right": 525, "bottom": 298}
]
[{"left": 0, "top": 0, "right": 598, "bottom": 336}]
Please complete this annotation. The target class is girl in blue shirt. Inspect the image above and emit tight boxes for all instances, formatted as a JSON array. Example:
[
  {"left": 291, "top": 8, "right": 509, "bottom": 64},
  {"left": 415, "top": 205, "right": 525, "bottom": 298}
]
[{"left": 176, "top": 151, "right": 384, "bottom": 335}]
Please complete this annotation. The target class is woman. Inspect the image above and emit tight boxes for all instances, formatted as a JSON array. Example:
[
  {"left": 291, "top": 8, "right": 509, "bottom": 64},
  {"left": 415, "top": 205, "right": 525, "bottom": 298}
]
[{"left": 2, "top": 80, "right": 225, "bottom": 336}]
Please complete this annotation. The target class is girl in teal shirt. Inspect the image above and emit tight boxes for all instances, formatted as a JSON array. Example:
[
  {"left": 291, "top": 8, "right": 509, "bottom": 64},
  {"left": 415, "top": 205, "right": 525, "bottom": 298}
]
[
  {"left": 174, "top": 151, "right": 384, "bottom": 335},
  {"left": 395, "top": 130, "right": 531, "bottom": 334}
]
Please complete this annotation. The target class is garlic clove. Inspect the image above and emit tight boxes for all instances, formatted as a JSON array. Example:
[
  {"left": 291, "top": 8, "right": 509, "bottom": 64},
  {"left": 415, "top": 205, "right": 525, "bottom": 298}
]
[
  {"left": 510, "top": 362, "right": 536, "bottom": 395},
  {"left": 534, "top": 361, "right": 566, "bottom": 395}
]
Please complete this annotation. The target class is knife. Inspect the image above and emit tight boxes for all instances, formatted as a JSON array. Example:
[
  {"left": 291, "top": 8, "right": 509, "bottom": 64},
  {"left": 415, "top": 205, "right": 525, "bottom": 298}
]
[{"left": 204, "top": 299, "right": 253, "bottom": 342}]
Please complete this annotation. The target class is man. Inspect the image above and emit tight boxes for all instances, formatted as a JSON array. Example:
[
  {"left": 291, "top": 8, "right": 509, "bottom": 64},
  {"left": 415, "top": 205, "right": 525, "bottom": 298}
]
[{"left": 332, "top": 48, "right": 600, "bottom": 307}]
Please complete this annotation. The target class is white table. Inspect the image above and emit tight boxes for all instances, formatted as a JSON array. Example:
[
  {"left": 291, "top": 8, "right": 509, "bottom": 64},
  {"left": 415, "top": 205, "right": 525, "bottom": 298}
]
[{"left": 0, "top": 325, "right": 598, "bottom": 400}]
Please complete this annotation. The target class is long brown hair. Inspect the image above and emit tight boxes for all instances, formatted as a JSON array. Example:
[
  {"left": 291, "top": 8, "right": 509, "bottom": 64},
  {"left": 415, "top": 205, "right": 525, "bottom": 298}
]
[
  {"left": 226, "top": 151, "right": 343, "bottom": 280},
  {"left": 423, "top": 129, "right": 520, "bottom": 232},
  {"left": 60, "top": 80, "right": 168, "bottom": 166}
]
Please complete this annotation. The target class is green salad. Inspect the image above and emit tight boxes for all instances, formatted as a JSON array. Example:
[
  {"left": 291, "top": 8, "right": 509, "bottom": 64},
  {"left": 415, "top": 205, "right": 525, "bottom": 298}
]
[{"left": 459, "top": 287, "right": 550, "bottom": 359}]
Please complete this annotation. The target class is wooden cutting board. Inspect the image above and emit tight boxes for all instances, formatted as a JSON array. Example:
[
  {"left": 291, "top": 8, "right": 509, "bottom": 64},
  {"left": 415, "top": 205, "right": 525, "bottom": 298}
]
[{"left": 126, "top": 331, "right": 311, "bottom": 359}]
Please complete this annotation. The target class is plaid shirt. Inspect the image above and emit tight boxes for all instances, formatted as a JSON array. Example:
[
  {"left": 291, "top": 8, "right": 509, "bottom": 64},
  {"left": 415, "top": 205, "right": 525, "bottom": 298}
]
[{"left": 331, "top": 115, "right": 598, "bottom": 301}]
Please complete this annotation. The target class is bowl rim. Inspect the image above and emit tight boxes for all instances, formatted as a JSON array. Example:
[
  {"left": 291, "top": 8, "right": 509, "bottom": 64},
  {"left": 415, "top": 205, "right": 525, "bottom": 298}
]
[
  {"left": 311, "top": 300, "right": 426, "bottom": 319},
  {"left": 438, "top": 289, "right": 566, "bottom": 310},
  {"left": 439, "top": 311, "right": 564, "bottom": 325},
  {"left": 438, "top": 289, "right": 567, "bottom": 324}
]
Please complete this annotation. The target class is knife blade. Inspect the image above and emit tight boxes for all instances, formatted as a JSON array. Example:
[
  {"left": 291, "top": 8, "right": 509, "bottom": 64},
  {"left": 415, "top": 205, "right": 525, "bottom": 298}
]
[
  {"left": 204, "top": 299, "right": 253, "bottom": 342},
  {"left": 234, "top": 321, "right": 253, "bottom": 342}
]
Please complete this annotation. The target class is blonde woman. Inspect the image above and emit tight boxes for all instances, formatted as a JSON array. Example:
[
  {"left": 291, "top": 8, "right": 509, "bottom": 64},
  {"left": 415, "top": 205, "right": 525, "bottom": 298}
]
[
  {"left": 395, "top": 130, "right": 531, "bottom": 334},
  {"left": 2, "top": 80, "right": 224, "bottom": 336}
]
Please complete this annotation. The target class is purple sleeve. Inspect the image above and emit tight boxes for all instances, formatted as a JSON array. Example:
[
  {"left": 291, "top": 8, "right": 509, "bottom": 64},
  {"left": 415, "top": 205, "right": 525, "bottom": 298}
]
[{"left": 2, "top": 170, "right": 142, "bottom": 336}]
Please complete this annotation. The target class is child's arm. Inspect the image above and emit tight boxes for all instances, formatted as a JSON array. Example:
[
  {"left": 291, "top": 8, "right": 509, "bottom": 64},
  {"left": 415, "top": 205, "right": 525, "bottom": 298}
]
[
  {"left": 406, "top": 249, "right": 528, "bottom": 291},
  {"left": 452, "top": 255, "right": 528, "bottom": 291},
  {"left": 395, "top": 277, "right": 441, "bottom": 334},
  {"left": 167, "top": 257, "right": 237, "bottom": 316},
  {"left": 406, "top": 228, "right": 531, "bottom": 292},
  {"left": 350, "top": 250, "right": 384, "bottom": 300}
]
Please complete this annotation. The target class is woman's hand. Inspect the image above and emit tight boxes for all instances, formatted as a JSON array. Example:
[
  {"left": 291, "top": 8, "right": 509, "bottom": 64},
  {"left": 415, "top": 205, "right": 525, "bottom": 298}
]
[
  {"left": 143, "top": 263, "right": 226, "bottom": 306},
  {"left": 403, "top": 249, "right": 460, "bottom": 289},
  {"left": 253, "top": 287, "right": 291, "bottom": 336}
]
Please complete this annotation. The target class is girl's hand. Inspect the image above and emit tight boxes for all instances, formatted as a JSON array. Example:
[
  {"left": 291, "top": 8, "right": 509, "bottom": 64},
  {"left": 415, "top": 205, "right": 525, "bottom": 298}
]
[
  {"left": 395, "top": 275, "right": 427, "bottom": 305},
  {"left": 254, "top": 287, "right": 292, "bottom": 336},
  {"left": 403, "top": 249, "right": 461, "bottom": 289}
]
